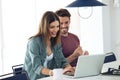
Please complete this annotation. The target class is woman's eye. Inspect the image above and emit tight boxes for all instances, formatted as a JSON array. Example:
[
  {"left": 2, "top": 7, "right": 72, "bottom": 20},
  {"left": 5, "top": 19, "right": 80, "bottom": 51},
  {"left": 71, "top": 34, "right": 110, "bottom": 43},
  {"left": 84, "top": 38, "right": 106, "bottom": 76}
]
[
  {"left": 49, "top": 26, "right": 54, "bottom": 29},
  {"left": 57, "top": 25, "right": 59, "bottom": 28}
]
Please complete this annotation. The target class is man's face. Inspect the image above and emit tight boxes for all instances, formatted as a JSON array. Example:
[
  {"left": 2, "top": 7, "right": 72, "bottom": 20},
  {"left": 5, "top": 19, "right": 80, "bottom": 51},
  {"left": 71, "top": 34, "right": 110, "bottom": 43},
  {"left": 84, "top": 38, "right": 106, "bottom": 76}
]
[{"left": 59, "top": 16, "right": 70, "bottom": 36}]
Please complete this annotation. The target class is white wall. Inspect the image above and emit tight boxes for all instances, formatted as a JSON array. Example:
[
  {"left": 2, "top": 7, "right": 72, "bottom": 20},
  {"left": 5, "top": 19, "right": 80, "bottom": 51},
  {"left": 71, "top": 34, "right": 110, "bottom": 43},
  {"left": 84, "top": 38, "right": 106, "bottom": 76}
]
[
  {"left": 102, "top": 0, "right": 112, "bottom": 53},
  {"left": 79, "top": 7, "right": 104, "bottom": 54},
  {"left": 110, "top": 1, "right": 120, "bottom": 49},
  {"left": 103, "top": 0, "right": 120, "bottom": 52},
  {"left": 0, "top": 0, "right": 3, "bottom": 75}
]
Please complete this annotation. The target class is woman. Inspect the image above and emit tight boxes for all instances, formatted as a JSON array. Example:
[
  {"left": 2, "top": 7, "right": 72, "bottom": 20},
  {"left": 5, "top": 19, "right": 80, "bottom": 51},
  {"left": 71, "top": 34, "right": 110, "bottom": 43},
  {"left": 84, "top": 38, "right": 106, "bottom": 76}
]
[{"left": 23, "top": 11, "right": 74, "bottom": 80}]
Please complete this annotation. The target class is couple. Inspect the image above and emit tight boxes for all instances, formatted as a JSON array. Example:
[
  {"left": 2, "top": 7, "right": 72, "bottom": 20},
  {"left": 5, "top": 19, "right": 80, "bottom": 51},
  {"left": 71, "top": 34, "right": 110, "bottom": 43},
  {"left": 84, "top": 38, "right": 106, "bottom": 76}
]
[{"left": 23, "top": 9, "right": 89, "bottom": 80}]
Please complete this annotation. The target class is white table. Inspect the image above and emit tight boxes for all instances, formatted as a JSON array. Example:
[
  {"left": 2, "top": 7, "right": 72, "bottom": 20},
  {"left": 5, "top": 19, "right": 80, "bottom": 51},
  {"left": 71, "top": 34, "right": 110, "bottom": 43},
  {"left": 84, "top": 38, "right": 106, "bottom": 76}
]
[{"left": 38, "top": 60, "right": 120, "bottom": 80}]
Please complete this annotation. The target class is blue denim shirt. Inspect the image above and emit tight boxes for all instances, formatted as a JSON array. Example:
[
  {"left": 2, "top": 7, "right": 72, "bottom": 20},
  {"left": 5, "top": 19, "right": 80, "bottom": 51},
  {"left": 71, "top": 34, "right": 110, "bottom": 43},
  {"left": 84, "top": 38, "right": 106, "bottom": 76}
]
[{"left": 23, "top": 36, "right": 68, "bottom": 80}]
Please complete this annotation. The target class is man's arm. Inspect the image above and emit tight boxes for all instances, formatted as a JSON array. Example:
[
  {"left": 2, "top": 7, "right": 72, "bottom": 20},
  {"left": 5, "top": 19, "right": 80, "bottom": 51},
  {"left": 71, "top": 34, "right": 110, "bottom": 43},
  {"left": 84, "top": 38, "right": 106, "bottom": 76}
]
[{"left": 66, "top": 46, "right": 83, "bottom": 63}]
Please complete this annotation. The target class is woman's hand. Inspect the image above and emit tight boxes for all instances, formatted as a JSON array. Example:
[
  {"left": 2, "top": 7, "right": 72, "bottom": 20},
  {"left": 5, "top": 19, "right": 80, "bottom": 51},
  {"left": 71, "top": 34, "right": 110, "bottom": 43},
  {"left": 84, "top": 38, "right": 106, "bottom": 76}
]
[
  {"left": 63, "top": 65, "right": 75, "bottom": 75},
  {"left": 49, "top": 70, "right": 53, "bottom": 76}
]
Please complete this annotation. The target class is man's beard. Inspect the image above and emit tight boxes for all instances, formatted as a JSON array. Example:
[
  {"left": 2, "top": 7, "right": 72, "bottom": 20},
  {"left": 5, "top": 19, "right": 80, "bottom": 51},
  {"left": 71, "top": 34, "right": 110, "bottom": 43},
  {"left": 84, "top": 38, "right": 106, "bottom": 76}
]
[
  {"left": 62, "top": 30, "right": 68, "bottom": 34},
  {"left": 61, "top": 28, "right": 68, "bottom": 35}
]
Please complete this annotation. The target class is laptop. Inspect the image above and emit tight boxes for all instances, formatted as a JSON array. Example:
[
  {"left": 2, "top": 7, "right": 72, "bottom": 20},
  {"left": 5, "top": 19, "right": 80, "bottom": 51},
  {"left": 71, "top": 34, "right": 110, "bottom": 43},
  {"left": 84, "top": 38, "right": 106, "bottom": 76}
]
[{"left": 64, "top": 54, "right": 105, "bottom": 78}]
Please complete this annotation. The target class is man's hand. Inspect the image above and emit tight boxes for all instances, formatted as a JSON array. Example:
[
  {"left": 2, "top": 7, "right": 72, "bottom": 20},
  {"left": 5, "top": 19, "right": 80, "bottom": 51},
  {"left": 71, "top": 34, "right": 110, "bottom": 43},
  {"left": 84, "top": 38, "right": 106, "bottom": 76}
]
[
  {"left": 66, "top": 46, "right": 89, "bottom": 63},
  {"left": 73, "top": 46, "right": 83, "bottom": 57},
  {"left": 84, "top": 51, "right": 89, "bottom": 55}
]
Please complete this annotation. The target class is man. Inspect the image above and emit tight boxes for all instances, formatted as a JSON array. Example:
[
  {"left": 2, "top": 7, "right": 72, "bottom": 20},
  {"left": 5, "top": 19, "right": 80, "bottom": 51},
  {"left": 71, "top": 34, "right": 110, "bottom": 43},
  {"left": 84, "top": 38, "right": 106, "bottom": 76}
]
[{"left": 56, "top": 8, "right": 89, "bottom": 67}]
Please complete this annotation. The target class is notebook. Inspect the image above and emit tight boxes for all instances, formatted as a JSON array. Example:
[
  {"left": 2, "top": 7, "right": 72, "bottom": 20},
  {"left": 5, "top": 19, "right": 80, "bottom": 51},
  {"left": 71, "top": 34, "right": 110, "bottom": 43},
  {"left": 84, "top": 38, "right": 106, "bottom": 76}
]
[{"left": 64, "top": 54, "right": 105, "bottom": 78}]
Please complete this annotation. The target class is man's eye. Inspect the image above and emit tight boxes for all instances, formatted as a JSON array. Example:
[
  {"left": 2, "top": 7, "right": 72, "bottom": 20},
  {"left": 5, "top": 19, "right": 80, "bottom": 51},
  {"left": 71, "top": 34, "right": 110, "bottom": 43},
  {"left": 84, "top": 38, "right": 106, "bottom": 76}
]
[{"left": 65, "top": 22, "right": 69, "bottom": 24}]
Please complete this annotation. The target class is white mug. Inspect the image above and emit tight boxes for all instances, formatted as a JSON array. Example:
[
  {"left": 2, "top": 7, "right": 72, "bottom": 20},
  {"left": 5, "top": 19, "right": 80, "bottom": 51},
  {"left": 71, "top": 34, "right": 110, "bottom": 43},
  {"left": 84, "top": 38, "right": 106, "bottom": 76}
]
[{"left": 53, "top": 68, "right": 63, "bottom": 80}]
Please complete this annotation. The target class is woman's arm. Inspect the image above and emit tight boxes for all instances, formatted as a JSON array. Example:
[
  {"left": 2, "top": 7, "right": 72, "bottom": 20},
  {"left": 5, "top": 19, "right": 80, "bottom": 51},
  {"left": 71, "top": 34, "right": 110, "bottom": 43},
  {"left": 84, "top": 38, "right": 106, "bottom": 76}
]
[{"left": 27, "top": 38, "right": 46, "bottom": 75}]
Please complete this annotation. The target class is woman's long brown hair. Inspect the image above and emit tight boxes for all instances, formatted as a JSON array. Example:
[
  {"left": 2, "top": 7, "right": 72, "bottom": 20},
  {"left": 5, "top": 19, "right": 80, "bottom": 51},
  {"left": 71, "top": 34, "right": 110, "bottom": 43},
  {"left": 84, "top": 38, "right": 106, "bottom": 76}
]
[{"left": 29, "top": 11, "right": 61, "bottom": 46}]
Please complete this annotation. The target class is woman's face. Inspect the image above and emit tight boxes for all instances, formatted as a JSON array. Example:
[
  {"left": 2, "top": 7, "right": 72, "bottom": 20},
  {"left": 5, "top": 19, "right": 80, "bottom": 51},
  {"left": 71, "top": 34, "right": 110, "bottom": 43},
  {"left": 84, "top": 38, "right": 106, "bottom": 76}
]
[{"left": 49, "top": 20, "right": 59, "bottom": 38}]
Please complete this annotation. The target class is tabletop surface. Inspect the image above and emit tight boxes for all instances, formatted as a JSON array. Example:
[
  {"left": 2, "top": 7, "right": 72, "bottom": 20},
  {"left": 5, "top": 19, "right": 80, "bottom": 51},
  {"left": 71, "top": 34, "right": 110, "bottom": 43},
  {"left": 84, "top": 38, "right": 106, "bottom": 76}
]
[{"left": 38, "top": 60, "right": 120, "bottom": 80}]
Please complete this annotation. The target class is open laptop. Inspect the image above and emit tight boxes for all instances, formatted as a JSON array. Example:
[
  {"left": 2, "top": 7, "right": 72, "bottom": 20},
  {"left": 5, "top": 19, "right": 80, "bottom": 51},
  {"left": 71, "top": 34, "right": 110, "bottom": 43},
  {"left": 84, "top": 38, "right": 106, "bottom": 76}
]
[{"left": 64, "top": 54, "right": 105, "bottom": 78}]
